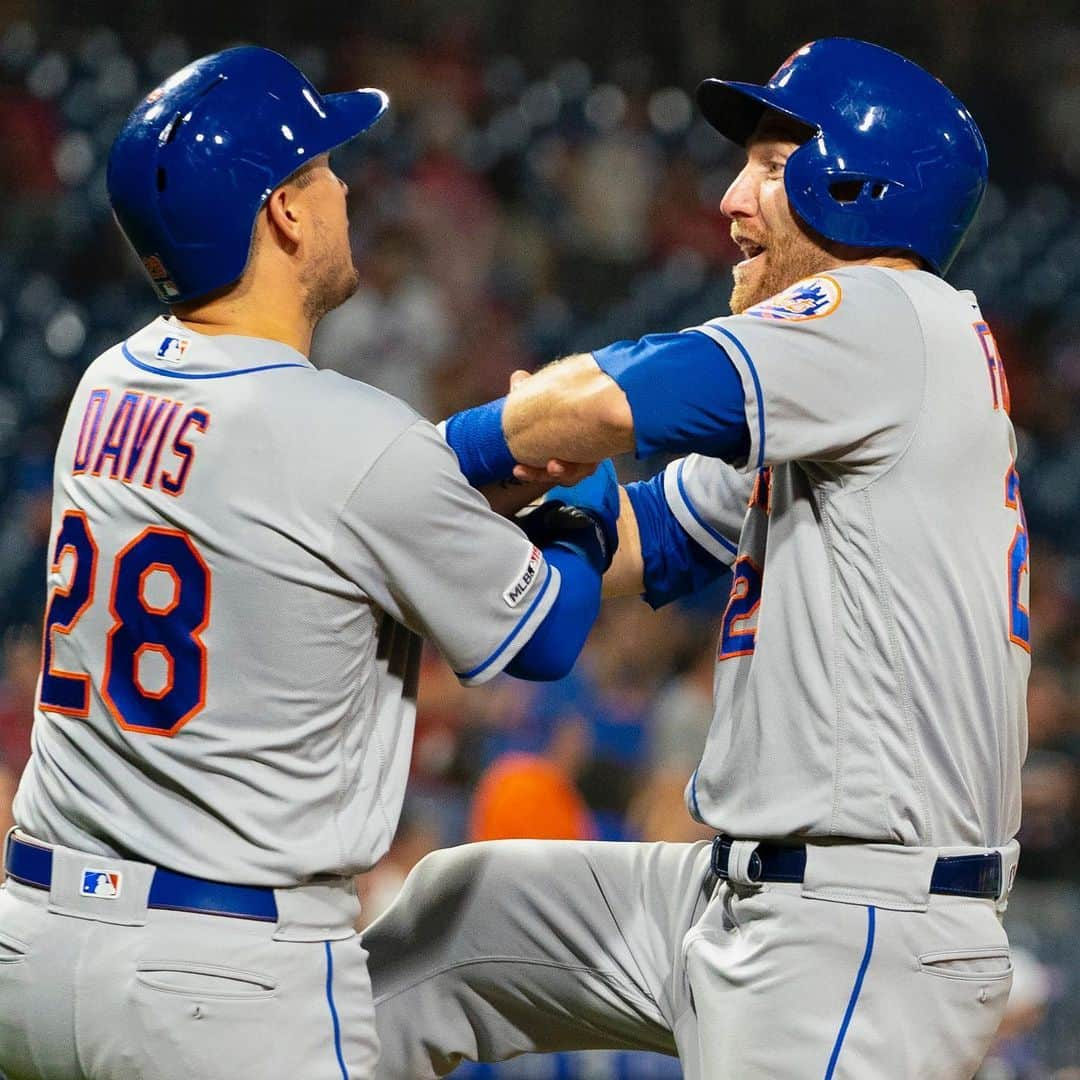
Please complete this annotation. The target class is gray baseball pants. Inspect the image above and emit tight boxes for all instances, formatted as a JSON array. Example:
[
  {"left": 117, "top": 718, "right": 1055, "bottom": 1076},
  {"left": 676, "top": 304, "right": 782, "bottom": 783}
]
[
  {"left": 367, "top": 839, "right": 1017, "bottom": 1079},
  {"left": 0, "top": 838, "right": 377, "bottom": 1079}
]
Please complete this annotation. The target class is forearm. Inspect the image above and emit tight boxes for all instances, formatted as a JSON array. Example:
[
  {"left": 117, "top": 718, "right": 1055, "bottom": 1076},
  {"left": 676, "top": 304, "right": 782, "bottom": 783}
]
[
  {"left": 502, "top": 354, "right": 634, "bottom": 466},
  {"left": 445, "top": 333, "right": 749, "bottom": 492},
  {"left": 624, "top": 471, "right": 731, "bottom": 608},
  {"left": 479, "top": 478, "right": 554, "bottom": 517},
  {"left": 602, "top": 488, "right": 645, "bottom": 599}
]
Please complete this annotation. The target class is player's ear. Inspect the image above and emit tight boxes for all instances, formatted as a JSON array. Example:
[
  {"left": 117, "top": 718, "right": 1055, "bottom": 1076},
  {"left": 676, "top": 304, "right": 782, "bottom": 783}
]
[{"left": 264, "top": 185, "right": 303, "bottom": 251}]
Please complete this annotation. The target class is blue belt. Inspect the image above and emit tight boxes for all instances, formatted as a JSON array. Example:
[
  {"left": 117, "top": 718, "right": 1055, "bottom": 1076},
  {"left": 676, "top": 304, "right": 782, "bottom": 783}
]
[
  {"left": 5, "top": 834, "right": 278, "bottom": 922},
  {"left": 711, "top": 836, "right": 1003, "bottom": 899}
]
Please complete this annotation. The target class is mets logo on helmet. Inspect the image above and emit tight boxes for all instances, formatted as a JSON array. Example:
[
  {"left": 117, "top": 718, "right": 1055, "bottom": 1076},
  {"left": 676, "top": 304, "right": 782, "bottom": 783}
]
[
  {"left": 771, "top": 42, "right": 814, "bottom": 83},
  {"left": 745, "top": 275, "right": 842, "bottom": 321}
]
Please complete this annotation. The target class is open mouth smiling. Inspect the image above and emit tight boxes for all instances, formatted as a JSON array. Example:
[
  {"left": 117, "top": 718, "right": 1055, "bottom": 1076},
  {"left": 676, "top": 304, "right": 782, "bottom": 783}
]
[{"left": 734, "top": 237, "right": 767, "bottom": 267}]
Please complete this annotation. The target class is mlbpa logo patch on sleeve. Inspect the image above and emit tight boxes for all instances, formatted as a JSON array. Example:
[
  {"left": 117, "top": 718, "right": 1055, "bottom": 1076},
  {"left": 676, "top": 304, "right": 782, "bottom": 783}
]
[
  {"left": 503, "top": 546, "right": 542, "bottom": 607},
  {"left": 745, "top": 275, "right": 842, "bottom": 321},
  {"left": 81, "top": 869, "right": 122, "bottom": 898}
]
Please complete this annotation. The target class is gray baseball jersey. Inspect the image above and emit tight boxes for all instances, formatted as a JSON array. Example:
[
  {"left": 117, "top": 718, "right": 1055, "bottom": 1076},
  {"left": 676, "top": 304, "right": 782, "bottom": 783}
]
[
  {"left": 14, "top": 316, "right": 557, "bottom": 886},
  {"left": 663, "top": 266, "right": 1029, "bottom": 847},
  {"left": 365, "top": 267, "right": 1026, "bottom": 1080}
]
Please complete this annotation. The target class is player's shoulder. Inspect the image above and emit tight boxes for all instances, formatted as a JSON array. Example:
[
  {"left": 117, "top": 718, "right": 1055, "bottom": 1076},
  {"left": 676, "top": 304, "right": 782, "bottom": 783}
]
[
  {"left": 295, "top": 367, "right": 420, "bottom": 426},
  {"left": 255, "top": 366, "right": 424, "bottom": 472},
  {"left": 747, "top": 264, "right": 921, "bottom": 322},
  {"left": 133, "top": 316, "right": 422, "bottom": 446},
  {"left": 74, "top": 333, "right": 128, "bottom": 382},
  {"left": 696, "top": 266, "right": 942, "bottom": 352}
]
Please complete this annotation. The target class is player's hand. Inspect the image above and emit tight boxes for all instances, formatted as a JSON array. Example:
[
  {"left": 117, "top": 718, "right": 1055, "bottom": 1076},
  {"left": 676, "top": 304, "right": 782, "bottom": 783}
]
[
  {"left": 482, "top": 465, "right": 597, "bottom": 516},
  {"left": 507, "top": 369, "right": 594, "bottom": 484},
  {"left": 511, "top": 460, "right": 596, "bottom": 485},
  {"left": 514, "top": 460, "right": 621, "bottom": 571}
]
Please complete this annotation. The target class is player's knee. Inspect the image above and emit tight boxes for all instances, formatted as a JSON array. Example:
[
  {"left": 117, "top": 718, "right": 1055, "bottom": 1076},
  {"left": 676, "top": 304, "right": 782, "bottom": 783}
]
[
  {"left": 367, "top": 845, "right": 488, "bottom": 956},
  {"left": 410, "top": 840, "right": 558, "bottom": 901},
  {"left": 369, "top": 839, "right": 567, "bottom": 954},
  {"left": 406, "top": 843, "right": 492, "bottom": 908}
]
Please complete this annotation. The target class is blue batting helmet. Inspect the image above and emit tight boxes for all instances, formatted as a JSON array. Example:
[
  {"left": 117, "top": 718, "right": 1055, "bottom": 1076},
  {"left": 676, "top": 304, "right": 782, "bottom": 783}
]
[
  {"left": 697, "top": 38, "right": 988, "bottom": 274},
  {"left": 107, "top": 46, "right": 389, "bottom": 304}
]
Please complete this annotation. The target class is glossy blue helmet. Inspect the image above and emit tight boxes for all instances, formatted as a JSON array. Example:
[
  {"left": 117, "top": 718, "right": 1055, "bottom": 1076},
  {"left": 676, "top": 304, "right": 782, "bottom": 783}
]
[
  {"left": 697, "top": 38, "right": 988, "bottom": 274},
  {"left": 107, "top": 46, "right": 389, "bottom": 304}
]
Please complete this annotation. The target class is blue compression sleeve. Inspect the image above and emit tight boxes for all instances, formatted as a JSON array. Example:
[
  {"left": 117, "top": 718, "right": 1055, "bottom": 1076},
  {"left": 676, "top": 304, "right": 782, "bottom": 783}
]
[
  {"left": 593, "top": 331, "right": 751, "bottom": 461},
  {"left": 625, "top": 472, "right": 729, "bottom": 608},
  {"left": 443, "top": 397, "right": 516, "bottom": 487},
  {"left": 506, "top": 544, "right": 601, "bottom": 681}
]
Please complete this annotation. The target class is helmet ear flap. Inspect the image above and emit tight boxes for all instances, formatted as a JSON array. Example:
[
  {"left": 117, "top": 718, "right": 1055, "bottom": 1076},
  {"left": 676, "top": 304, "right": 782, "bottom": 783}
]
[{"left": 784, "top": 141, "right": 914, "bottom": 251}]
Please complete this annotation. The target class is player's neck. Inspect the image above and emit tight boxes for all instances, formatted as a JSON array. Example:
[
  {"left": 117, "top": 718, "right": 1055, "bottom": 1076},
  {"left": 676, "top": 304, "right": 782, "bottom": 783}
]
[
  {"left": 171, "top": 279, "right": 314, "bottom": 357},
  {"left": 171, "top": 309, "right": 314, "bottom": 357},
  {"left": 859, "top": 253, "right": 924, "bottom": 272},
  {"left": 825, "top": 251, "right": 924, "bottom": 274}
]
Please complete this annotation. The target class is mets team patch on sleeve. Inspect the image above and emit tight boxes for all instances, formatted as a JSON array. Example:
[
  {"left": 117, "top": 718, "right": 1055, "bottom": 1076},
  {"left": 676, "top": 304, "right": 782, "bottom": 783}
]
[
  {"left": 503, "top": 545, "right": 542, "bottom": 607},
  {"left": 745, "top": 275, "right": 842, "bottom": 321}
]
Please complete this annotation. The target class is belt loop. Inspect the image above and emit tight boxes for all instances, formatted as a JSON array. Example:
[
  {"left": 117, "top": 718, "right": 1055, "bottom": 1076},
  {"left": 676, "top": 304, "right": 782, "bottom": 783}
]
[{"left": 726, "top": 840, "right": 763, "bottom": 886}]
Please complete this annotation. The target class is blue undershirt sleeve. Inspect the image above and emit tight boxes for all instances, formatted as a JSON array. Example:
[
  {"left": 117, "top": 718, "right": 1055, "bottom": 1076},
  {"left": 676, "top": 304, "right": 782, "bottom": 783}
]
[
  {"left": 625, "top": 471, "right": 730, "bottom": 609},
  {"left": 593, "top": 330, "right": 751, "bottom": 462},
  {"left": 505, "top": 543, "right": 601, "bottom": 681}
]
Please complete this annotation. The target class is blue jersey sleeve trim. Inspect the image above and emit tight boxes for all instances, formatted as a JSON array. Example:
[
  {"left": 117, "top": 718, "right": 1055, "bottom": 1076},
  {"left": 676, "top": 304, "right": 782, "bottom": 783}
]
[
  {"left": 122, "top": 342, "right": 308, "bottom": 380},
  {"left": 455, "top": 562, "right": 555, "bottom": 681},
  {"left": 706, "top": 326, "right": 766, "bottom": 470},
  {"left": 824, "top": 906, "right": 876, "bottom": 1080},
  {"left": 324, "top": 941, "right": 350, "bottom": 1080},
  {"left": 676, "top": 459, "right": 739, "bottom": 556},
  {"left": 689, "top": 767, "right": 703, "bottom": 821},
  {"left": 592, "top": 331, "right": 750, "bottom": 461},
  {"left": 505, "top": 544, "right": 601, "bottom": 680}
]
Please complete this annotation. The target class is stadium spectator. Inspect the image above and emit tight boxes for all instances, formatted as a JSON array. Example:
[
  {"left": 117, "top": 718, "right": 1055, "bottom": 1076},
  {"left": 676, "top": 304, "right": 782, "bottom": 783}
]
[{"left": 469, "top": 719, "right": 595, "bottom": 842}]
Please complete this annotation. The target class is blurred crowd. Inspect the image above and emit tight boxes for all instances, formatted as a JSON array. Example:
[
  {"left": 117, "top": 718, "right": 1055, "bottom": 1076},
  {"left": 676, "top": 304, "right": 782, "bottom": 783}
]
[{"left": 0, "top": 11, "right": 1077, "bottom": 1077}]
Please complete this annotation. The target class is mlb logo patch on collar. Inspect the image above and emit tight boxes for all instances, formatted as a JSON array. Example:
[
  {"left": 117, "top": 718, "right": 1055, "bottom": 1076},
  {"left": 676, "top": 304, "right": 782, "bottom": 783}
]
[
  {"left": 81, "top": 869, "right": 122, "bottom": 899},
  {"left": 156, "top": 336, "right": 190, "bottom": 361},
  {"left": 745, "top": 275, "right": 842, "bottom": 321}
]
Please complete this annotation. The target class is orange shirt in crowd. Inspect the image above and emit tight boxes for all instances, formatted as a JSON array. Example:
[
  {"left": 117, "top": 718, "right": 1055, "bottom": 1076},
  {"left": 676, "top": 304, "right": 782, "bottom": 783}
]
[{"left": 469, "top": 753, "right": 595, "bottom": 842}]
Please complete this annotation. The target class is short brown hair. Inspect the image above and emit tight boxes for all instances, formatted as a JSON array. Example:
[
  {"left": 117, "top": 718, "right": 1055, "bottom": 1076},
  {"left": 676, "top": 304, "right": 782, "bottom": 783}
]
[{"left": 286, "top": 158, "right": 320, "bottom": 189}]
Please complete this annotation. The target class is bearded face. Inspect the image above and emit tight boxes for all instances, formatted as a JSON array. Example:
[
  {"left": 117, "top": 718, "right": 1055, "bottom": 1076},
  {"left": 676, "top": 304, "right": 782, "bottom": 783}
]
[
  {"left": 301, "top": 210, "right": 360, "bottom": 325},
  {"left": 729, "top": 217, "right": 838, "bottom": 314},
  {"left": 274, "top": 156, "right": 360, "bottom": 326},
  {"left": 722, "top": 119, "right": 841, "bottom": 314}
]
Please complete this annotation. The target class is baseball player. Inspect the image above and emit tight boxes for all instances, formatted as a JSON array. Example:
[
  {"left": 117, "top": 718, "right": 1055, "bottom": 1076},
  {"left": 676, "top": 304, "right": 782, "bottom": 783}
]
[
  {"left": 366, "top": 39, "right": 1028, "bottom": 1079},
  {"left": 0, "top": 48, "right": 617, "bottom": 1080}
]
